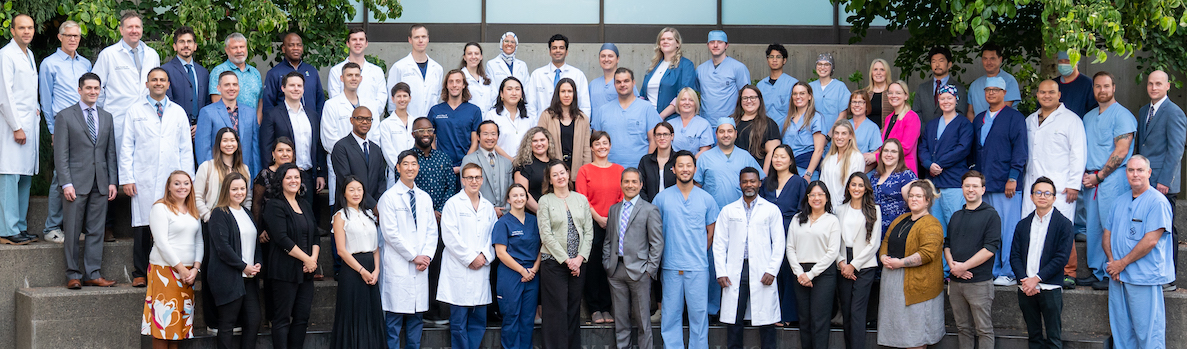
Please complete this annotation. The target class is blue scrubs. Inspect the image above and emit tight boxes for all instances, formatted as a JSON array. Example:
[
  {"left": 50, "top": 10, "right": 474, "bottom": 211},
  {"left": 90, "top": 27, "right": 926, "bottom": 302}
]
[
  {"left": 968, "top": 72, "right": 1022, "bottom": 116},
  {"left": 653, "top": 186, "right": 720, "bottom": 349},
  {"left": 428, "top": 102, "right": 484, "bottom": 167},
  {"left": 809, "top": 79, "right": 852, "bottom": 133},
  {"left": 493, "top": 213, "right": 541, "bottom": 349},
  {"left": 449, "top": 305, "right": 487, "bottom": 349},
  {"left": 973, "top": 107, "right": 1028, "bottom": 279},
  {"left": 694, "top": 147, "right": 765, "bottom": 208},
  {"left": 756, "top": 73, "right": 800, "bottom": 127},
  {"left": 850, "top": 117, "right": 883, "bottom": 154},
  {"left": 696, "top": 57, "right": 750, "bottom": 127},
  {"left": 1106, "top": 188, "right": 1173, "bottom": 349},
  {"left": 1083, "top": 104, "right": 1137, "bottom": 280},
  {"left": 589, "top": 77, "right": 638, "bottom": 121},
  {"left": 592, "top": 98, "right": 662, "bottom": 168},
  {"left": 781, "top": 113, "right": 825, "bottom": 174},
  {"left": 670, "top": 115, "right": 715, "bottom": 154}
]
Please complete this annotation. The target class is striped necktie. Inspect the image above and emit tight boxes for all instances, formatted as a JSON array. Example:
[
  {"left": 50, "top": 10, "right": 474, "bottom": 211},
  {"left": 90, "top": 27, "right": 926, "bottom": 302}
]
[{"left": 618, "top": 200, "right": 632, "bottom": 256}]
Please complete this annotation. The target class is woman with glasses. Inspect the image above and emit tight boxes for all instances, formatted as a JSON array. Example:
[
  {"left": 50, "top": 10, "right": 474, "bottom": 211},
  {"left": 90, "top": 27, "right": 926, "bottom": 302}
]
[
  {"left": 731, "top": 86, "right": 781, "bottom": 172},
  {"left": 877, "top": 180, "right": 945, "bottom": 349},
  {"left": 840, "top": 90, "right": 883, "bottom": 172}
]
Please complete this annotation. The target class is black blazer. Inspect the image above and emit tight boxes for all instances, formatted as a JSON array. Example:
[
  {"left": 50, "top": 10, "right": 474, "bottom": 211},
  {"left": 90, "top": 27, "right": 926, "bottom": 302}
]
[
  {"left": 263, "top": 198, "right": 318, "bottom": 283},
  {"left": 260, "top": 104, "right": 326, "bottom": 177},
  {"left": 637, "top": 152, "right": 676, "bottom": 202},
  {"left": 331, "top": 134, "right": 387, "bottom": 208},
  {"left": 1009, "top": 208, "right": 1074, "bottom": 284},
  {"left": 207, "top": 207, "right": 262, "bottom": 305}
]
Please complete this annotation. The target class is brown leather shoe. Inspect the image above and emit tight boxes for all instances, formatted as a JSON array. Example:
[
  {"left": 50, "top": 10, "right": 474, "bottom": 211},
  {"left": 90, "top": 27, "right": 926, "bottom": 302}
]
[
  {"left": 103, "top": 227, "right": 116, "bottom": 242},
  {"left": 132, "top": 277, "right": 147, "bottom": 287},
  {"left": 84, "top": 278, "right": 116, "bottom": 287},
  {"left": 66, "top": 279, "right": 82, "bottom": 289}
]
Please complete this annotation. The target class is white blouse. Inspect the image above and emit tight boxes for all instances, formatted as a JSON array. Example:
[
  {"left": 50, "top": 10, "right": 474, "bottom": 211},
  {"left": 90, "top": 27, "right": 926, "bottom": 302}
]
[
  {"left": 834, "top": 203, "right": 882, "bottom": 270},
  {"left": 230, "top": 207, "right": 257, "bottom": 276},
  {"left": 819, "top": 151, "right": 865, "bottom": 206},
  {"left": 149, "top": 203, "right": 203, "bottom": 267},
  {"left": 786, "top": 212, "right": 841, "bottom": 280},
  {"left": 484, "top": 107, "right": 538, "bottom": 158},
  {"left": 336, "top": 207, "right": 379, "bottom": 254}
]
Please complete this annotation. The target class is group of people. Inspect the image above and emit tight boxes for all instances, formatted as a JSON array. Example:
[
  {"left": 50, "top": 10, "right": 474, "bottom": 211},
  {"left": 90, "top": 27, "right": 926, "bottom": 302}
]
[{"left": 0, "top": 8, "right": 1182, "bottom": 349}]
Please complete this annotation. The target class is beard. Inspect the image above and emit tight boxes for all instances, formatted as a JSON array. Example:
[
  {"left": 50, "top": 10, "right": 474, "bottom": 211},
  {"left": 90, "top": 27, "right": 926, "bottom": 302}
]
[
  {"left": 416, "top": 136, "right": 434, "bottom": 149},
  {"left": 677, "top": 176, "right": 693, "bottom": 184}
]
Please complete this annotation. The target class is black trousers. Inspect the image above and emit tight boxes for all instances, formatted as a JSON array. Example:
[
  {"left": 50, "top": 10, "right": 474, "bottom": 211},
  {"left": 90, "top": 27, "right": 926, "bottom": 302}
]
[
  {"left": 837, "top": 265, "right": 876, "bottom": 349},
  {"left": 793, "top": 263, "right": 836, "bottom": 349},
  {"left": 132, "top": 226, "right": 153, "bottom": 278},
  {"left": 541, "top": 259, "right": 584, "bottom": 349},
  {"left": 270, "top": 278, "right": 315, "bottom": 349},
  {"left": 1018, "top": 288, "right": 1063, "bottom": 349},
  {"left": 426, "top": 235, "right": 450, "bottom": 321},
  {"left": 1167, "top": 193, "right": 1179, "bottom": 279},
  {"left": 585, "top": 223, "right": 612, "bottom": 313},
  {"left": 200, "top": 223, "right": 219, "bottom": 330},
  {"left": 727, "top": 261, "right": 777, "bottom": 349},
  {"left": 217, "top": 277, "right": 261, "bottom": 349}
]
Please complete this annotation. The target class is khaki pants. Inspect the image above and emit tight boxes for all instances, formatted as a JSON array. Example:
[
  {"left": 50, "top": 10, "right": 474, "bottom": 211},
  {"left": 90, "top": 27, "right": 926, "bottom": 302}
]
[{"left": 949, "top": 280, "right": 995, "bottom": 349}]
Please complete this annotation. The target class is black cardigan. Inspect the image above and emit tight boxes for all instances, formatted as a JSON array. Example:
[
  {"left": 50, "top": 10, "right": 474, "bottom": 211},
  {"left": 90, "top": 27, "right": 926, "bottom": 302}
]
[
  {"left": 637, "top": 152, "right": 677, "bottom": 202},
  {"left": 1009, "top": 208, "right": 1074, "bottom": 284},
  {"left": 263, "top": 198, "right": 318, "bottom": 283},
  {"left": 207, "top": 207, "right": 262, "bottom": 305}
]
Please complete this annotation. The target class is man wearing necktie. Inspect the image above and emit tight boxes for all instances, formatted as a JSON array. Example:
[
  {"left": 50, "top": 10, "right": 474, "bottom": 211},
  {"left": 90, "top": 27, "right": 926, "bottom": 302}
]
[
  {"left": 332, "top": 106, "right": 386, "bottom": 209},
  {"left": 526, "top": 34, "right": 591, "bottom": 120},
  {"left": 1134, "top": 70, "right": 1187, "bottom": 291},
  {"left": 462, "top": 120, "right": 513, "bottom": 216},
  {"left": 162, "top": 26, "right": 209, "bottom": 133},
  {"left": 912, "top": 46, "right": 969, "bottom": 126},
  {"left": 603, "top": 168, "right": 664, "bottom": 349},
  {"left": 39, "top": 20, "right": 94, "bottom": 244}
]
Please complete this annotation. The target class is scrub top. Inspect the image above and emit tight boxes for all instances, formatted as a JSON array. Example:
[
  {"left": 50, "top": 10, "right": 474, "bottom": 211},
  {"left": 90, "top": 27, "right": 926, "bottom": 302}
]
[
  {"left": 694, "top": 146, "right": 765, "bottom": 208},
  {"left": 850, "top": 117, "right": 884, "bottom": 153},
  {"left": 670, "top": 115, "right": 715, "bottom": 153},
  {"left": 653, "top": 186, "right": 720, "bottom": 271},
  {"left": 968, "top": 72, "right": 1022, "bottom": 116},
  {"left": 592, "top": 99, "right": 662, "bottom": 168},
  {"left": 492, "top": 212, "right": 541, "bottom": 267},
  {"left": 809, "top": 79, "right": 852, "bottom": 133},
  {"left": 589, "top": 76, "right": 638, "bottom": 121},
  {"left": 756, "top": 73, "right": 800, "bottom": 127},
  {"left": 696, "top": 57, "right": 751, "bottom": 127},
  {"left": 1083, "top": 104, "right": 1137, "bottom": 170},
  {"left": 428, "top": 101, "right": 484, "bottom": 167},
  {"left": 1107, "top": 188, "right": 1174, "bottom": 285},
  {"left": 781, "top": 112, "right": 825, "bottom": 157}
]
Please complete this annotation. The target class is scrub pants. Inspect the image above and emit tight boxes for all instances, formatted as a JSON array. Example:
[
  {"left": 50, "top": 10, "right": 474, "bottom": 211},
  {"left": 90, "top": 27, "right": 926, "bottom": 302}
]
[
  {"left": 384, "top": 312, "right": 424, "bottom": 349},
  {"left": 1087, "top": 170, "right": 1128, "bottom": 280},
  {"left": 661, "top": 269, "right": 709, "bottom": 349},
  {"left": 44, "top": 172, "right": 64, "bottom": 234},
  {"left": 1108, "top": 280, "right": 1165, "bottom": 349},
  {"left": 707, "top": 249, "right": 721, "bottom": 316},
  {"left": 448, "top": 304, "right": 487, "bottom": 349},
  {"left": 931, "top": 187, "right": 964, "bottom": 276},
  {"left": 0, "top": 174, "right": 30, "bottom": 237},
  {"left": 496, "top": 263, "right": 539, "bottom": 349},
  {"left": 989, "top": 192, "right": 1023, "bottom": 279}
]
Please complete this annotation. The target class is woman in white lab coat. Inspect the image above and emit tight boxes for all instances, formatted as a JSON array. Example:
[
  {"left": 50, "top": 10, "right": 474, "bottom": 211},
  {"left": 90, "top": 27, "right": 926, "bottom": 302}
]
[
  {"left": 377, "top": 83, "right": 418, "bottom": 189},
  {"left": 485, "top": 32, "right": 530, "bottom": 90},
  {"left": 460, "top": 42, "right": 496, "bottom": 112},
  {"left": 437, "top": 163, "right": 497, "bottom": 349},
  {"left": 119, "top": 95, "right": 196, "bottom": 228}
]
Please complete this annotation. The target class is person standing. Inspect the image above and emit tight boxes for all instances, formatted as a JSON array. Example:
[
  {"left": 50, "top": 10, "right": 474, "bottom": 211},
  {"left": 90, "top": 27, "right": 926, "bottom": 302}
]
[
  {"left": 696, "top": 118, "right": 764, "bottom": 209},
  {"left": 192, "top": 127, "right": 251, "bottom": 332},
  {"left": 732, "top": 86, "right": 781, "bottom": 173},
  {"left": 638, "top": 122, "right": 677, "bottom": 202},
  {"left": 779, "top": 82, "right": 826, "bottom": 178},
  {"left": 386, "top": 25, "right": 443, "bottom": 117},
  {"left": 834, "top": 172, "right": 881, "bottom": 349},
  {"left": 1076, "top": 71, "right": 1136, "bottom": 291},
  {"left": 119, "top": 68, "right": 196, "bottom": 287},
  {"left": 786, "top": 181, "right": 840, "bottom": 349},
  {"left": 484, "top": 77, "right": 534, "bottom": 159},
  {"left": 575, "top": 131, "right": 624, "bottom": 323},
  {"left": 262, "top": 33, "right": 325, "bottom": 116},
  {"left": 944, "top": 171, "right": 1002, "bottom": 349},
  {"left": 760, "top": 145, "right": 808, "bottom": 326},
  {"left": 589, "top": 43, "right": 629, "bottom": 122},
  {"left": 459, "top": 42, "right": 496, "bottom": 111},
  {"left": 40, "top": 21, "right": 94, "bottom": 243},
  {"left": 640, "top": 27, "right": 698, "bottom": 118},
  {"left": 592, "top": 68, "right": 661, "bottom": 168},
  {"left": 537, "top": 160, "right": 594, "bottom": 348},
  {"left": 696, "top": 30, "right": 749, "bottom": 128},
  {"left": 877, "top": 180, "right": 945, "bottom": 349},
  {"left": 208, "top": 33, "right": 262, "bottom": 123},
  {"left": 439, "top": 163, "right": 497, "bottom": 349},
  {"left": 971, "top": 77, "right": 1028, "bottom": 287},
  {"left": 819, "top": 122, "right": 865, "bottom": 204},
  {"left": 604, "top": 168, "right": 663, "bottom": 349},
  {"left": 865, "top": 59, "right": 894, "bottom": 128},
  {"left": 486, "top": 32, "right": 529, "bottom": 90},
  {"left": 140, "top": 171, "right": 203, "bottom": 345},
  {"left": 205, "top": 173, "right": 261, "bottom": 349},
  {"left": 1010, "top": 176, "right": 1074, "bottom": 349},
  {"left": 493, "top": 184, "right": 541, "bottom": 349},
  {"left": 0, "top": 14, "right": 41, "bottom": 245},
  {"left": 378, "top": 150, "right": 438, "bottom": 349},
  {"left": 58, "top": 73, "right": 119, "bottom": 288},
  {"left": 329, "top": 177, "right": 387, "bottom": 348},
  {"left": 377, "top": 83, "right": 418, "bottom": 189},
  {"left": 430, "top": 69, "right": 484, "bottom": 170},
  {"left": 841, "top": 90, "right": 883, "bottom": 169},
  {"left": 669, "top": 89, "right": 714, "bottom": 156},
  {"left": 715, "top": 167, "right": 784, "bottom": 349},
  {"left": 809, "top": 53, "right": 852, "bottom": 131},
  {"left": 197, "top": 71, "right": 261, "bottom": 175},
  {"left": 967, "top": 44, "right": 1021, "bottom": 118},
  {"left": 1135, "top": 70, "right": 1186, "bottom": 291},
  {"left": 655, "top": 150, "right": 720, "bottom": 349},
  {"left": 881, "top": 81, "right": 921, "bottom": 174},
  {"left": 756, "top": 44, "right": 798, "bottom": 126},
  {"left": 329, "top": 28, "right": 387, "bottom": 115},
  {"left": 262, "top": 164, "right": 320, "bottom": 349},
  {"left": 527, "top": 34, "right": 591, "bottom": 119},
  {"left": 330, "top": 107, "right": 385, "bottom": 208},
  {"left": 869, "top": 139, "right": 918, "bottom": 234},
  {"left": 919, "top": 85, "right": 973, "bottom": 232},
  {"left": 259, "top": 72, "right": 326, "bottom": 205},
  {"left": 1105, "top": 156, "right": 1174, "bottom": 348},
  {"left": 322, "top": 63, "right": 365, "bottom": 206},
  {"left": 538, "top": 78, "right": 592, "bottom": 175},
  {"left": 161, "top": 26, "right": 209, "bottom": 126},
  {"left": 462, "top": 120, "right": 514, "bottom": 213},
  {"left": 911, "top": 46, "right": 968, "bottom": 125},
  {"left": 94, "top": 10, "right": 161, "bottom": 144},
  {"left": 407, "top": 118, "right": 460, "bottom": 328},
  {"left": 1054, "top": 51, "right": 1097, "bottom": 118}
]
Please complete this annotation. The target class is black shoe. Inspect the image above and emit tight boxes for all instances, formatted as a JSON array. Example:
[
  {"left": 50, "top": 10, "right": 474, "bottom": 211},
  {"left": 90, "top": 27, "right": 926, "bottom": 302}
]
[
  {"left": 1092, "top": 280, "right": 1110, "bottom": 290},
  {"left": 1062, "top": 276, "right": 1077, "bottom": 289},
  {"left": 1076, "top": 275, "right": 1099, "bottom": 286},
  {"left": 19, "top": 231, "right": 39, "bottom": 242},
  {"left": 0, "top": 234, "right": 31, "bottom": 245},
  {"left": 1075, "top": 233, "right": 1087, "bottom": 242}
]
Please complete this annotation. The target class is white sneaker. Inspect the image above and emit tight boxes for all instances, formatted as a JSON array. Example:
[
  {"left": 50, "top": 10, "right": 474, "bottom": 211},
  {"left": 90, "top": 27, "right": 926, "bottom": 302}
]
[
  {"left": 993, "top": 276, "right": 1016, "bottom": 286},
  {"left": 650, "top": 309, "right": 661, "bottom": 323},
  {"left": 44, "top": 229, "right": 64, "bottom": 243},
  {"left": 207, "top": 326, "right": 218, "bottom": 335}
]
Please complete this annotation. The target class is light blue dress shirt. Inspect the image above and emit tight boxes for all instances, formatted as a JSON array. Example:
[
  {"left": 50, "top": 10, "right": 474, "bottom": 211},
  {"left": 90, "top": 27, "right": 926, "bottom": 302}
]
[{"left": 39, "top": 48, "right": 92, "bottom": 134}]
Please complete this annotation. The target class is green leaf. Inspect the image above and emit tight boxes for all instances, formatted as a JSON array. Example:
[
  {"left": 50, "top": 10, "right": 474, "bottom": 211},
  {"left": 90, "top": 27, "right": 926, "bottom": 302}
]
[{"left": 974, "top": 25, "right": 991, "bottom": 44}]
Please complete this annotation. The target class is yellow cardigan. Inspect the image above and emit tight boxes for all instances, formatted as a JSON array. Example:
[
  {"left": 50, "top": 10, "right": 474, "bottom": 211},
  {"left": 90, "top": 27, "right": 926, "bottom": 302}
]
[{"left": 879, "top": 212, "right": 945, "bottom": 306}]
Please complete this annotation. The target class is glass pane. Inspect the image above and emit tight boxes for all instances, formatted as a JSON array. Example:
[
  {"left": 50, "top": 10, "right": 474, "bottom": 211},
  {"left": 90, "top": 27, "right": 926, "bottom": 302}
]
[
  {"left": 605, "top": 0, "right": 716, "bottom": 25},
  {"left": 722, "top": 0, "right": 834, "bottom": 26},
  {"left": 487, "top": 0, "right": 599, "bottom": 24}
]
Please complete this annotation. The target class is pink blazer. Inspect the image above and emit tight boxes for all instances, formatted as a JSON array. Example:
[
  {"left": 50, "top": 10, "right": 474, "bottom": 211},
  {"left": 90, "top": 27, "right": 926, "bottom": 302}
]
[{"left": 882, "top": 110, "right": 921, "bottom": 174}]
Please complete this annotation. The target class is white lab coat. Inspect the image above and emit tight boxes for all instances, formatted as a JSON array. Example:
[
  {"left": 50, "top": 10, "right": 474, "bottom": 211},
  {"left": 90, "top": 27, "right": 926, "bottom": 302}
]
[
  {"left": 378, "top": 180, "right": 439, "bottom": 314},
  {"left": 328, "top": 59, "right": 388, "bottom": 116},
  {"left": 713, "top": 197, "right": 785, "bottom": 326},
  {"left": 463, "top": 68, "right": 497, "bottom": 112},
  {"left": 320, "top": 94, "right": 357, "bottom": 205},
  {"left": 483, "top": 107, "right": 537, "bottom": 158},
  {"left": 485, "top": 57, "right": 530, "bottom": 91},
  {"left": 93, "top": 41, "right": 161, "bottom": 143},
  {"left": 0, "top": 40, "right": 40, "bottom": 175},
  {"left": 1023, "top": 104, "right": 1087, "bottom": 216},
  {"left": 386, "top": 54, "right": 443, "bottom": 118},
  {"left": 376, "top": 113, "right": 421, "bottom": 189},
  {"left": 526, "top": 63, "right": 590, "bottom": 120},
  {"left": 119, "top": 98, "right": 195, "bottom": 227},
  {"left": 436, "top": 191, "right": 496, "bottom": 306}
]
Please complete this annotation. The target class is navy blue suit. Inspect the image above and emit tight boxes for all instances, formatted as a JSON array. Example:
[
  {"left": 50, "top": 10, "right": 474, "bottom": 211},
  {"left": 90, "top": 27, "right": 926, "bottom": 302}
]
[
  {"left": 162, "top": 57, "right": 210, "bottom": 123},
  {"left": 259, "top": 105, "right": 326, "bottom": 178},
  {"left": 919, "top": 115, "right": 973, "bottom": 188},
  {"left": 1010, "top": 208, "right": 1074, "bottom": 284}
]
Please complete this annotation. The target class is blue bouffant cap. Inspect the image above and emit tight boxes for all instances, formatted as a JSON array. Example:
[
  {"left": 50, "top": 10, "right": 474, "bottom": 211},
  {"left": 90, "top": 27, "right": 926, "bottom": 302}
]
[
  {"left": 1057, "top": 51, "right": 1069, "bottom": 60},
  {"left": 985, "top": 76, "right": 1007, "bottom": 90},
  {"left": 716, "top": 117, "right": 736, "bottom": 129},
  {"left": 599, "top": 43, "right": 619, "bottom": 57},
  {"left": 708, "top": 30, "right": 728, "bottom": 43}
]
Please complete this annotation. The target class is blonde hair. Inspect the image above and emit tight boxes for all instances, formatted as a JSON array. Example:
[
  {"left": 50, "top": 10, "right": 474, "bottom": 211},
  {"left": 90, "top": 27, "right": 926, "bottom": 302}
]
[
  {"left": 648, "top": 28, "right": 685, "bottom": 74},
  {"left": 865, "top": 58, "right": 892, "bottom": 91},
  {"left": 513, "top": 127, "right": 561, "bottom": 168},
  {"left": 826, "top": 121, "right": 858, "bottom": 179},
  {"left": 780, "top": 81, "right": 818, "bottom": 134},
  {"left": 675, "top": 87, "right": 699, "bottom": 115},
  {"left": 155, "top": 170, "right": 200, "bottom": 220},
  {"left": 888, "top": 80, "right": 911, "bottom": 115}
]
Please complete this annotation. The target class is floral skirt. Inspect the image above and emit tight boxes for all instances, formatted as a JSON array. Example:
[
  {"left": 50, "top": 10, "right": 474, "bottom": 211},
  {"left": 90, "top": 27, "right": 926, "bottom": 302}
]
[{"left": 141, "top": 264, "right": 195, "bottom": 340}]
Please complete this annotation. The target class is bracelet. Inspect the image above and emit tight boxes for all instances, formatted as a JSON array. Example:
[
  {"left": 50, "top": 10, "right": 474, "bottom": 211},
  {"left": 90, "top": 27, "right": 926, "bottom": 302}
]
[{"left": 1095, "top": 173, "right": 1102, "bottom": 182}]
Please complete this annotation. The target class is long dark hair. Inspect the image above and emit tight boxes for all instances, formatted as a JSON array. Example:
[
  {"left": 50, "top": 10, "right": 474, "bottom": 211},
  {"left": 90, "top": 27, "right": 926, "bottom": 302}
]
[
  {"left": 542, "top": 159, "right": 571, "bottom": 195},
  {"left": 339, "top": 175, "right": 377, "bottom": 220},
  {"left": 458, "top": 42, "right": 491, "bottom": 85},
  {"left": 546, "top": 78, "right": 583, "bottom": 120},
  {"left": 494, "top": 76, "right": 528, "bottom": 118},
  {"left": 763, "top": 144, "right": 800, "bottom": 189},
  {"left": 796, "top": 180, "right": 833, "bottom": 226},
  {"left": 842, "top": 172, "right": 878, "bottom": 242},
  {"left": 730, "top": 85, "right": 773, "bottom": 160},
  {"left": 211, "top": 127, "right": 247, "bottom": 179},
  {"left": 269, "top": 163, "right": 304, "bottom": 200}
]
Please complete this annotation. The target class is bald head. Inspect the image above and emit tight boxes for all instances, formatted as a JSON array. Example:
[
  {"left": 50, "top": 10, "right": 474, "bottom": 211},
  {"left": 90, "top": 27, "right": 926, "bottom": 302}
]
[
  {"left": 1036, "top": 79, "right": 1062, "bottom": 111},
  {"left": 1148, "top": 70, "right": 1170, "bottom": 101},
  {"left": 350, "top": 106, "right": 373, "bottom": 137}
]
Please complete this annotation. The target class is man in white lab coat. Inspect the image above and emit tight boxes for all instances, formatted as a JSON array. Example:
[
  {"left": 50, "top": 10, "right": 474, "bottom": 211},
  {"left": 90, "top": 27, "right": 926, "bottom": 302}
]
[
  {"left": 713, "top": 167, "right": 784, "bottom": 349},
  {"left": 437, "top": 163, "right": 496, "bottom": 349},
  {"left": 0, "top": 14, "right": 40, "bottom": 245},
  {"left": 93, "top": 11, "right": 161, "bottom": 145},
  {"left": 379, "top": 149, "right": 438, "bottom": 349},
  {"left": 527, "top": 34, "right": 591, "bottom": 119},
  {"left": 485, "top": 32, "right": 529, "bottom": 91},
  {"left": 328, "top": 28, "right": 387, "bottom": 115},
  {"left": 386, "top": 24, "right": 443, "bottom": 118},
  {"left": 119, "top": 68, "right": 195, "bottom": 286},
  {"left": 322, "top": 63, "right": 364, "bottom": 206}
]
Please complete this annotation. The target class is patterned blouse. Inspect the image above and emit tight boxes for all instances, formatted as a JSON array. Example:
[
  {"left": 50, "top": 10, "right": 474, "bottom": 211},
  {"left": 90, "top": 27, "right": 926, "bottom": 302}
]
[
  {"left": 868, "top": 168, "right": 917, "bottom": 236},
  {"left": 412, "top": 147, "right": 459, "bottom": 212}
]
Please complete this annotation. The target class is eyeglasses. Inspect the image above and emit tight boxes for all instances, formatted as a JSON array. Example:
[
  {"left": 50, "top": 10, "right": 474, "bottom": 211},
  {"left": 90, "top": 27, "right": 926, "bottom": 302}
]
[
  {"left": 60, "top": 34, "right": 81, "bottom": 40},
  {"left": 766, "top": 55, "right": 785, "bottom": 59},
  {"left": 461, "top": 176, "right": 483, "bottom": 182},
  {"left": 654, "top": 133, "right": 673, "bottom": 138},
  {"left": 1031, "top": 190, "right": 1055, "bottom": 198},
  {"left": 413, "top": 128, "right": 435, "bottom": 134},
  {"left": 984, "top": 88, "right": 1005, "bottom": 93},
  {"left": 850, "top": 101, "right": 866, "bottom": 105},
  {"left": 351, "top": 116, "right": 373, "bottom": 123},
  {"left": 740, "top": 96, "right": 760, "bottom": 101}
]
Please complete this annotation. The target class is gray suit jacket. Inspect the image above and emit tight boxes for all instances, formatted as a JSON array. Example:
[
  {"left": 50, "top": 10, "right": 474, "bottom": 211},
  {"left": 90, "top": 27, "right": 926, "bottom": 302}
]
[
  {"left": 462, "top": 149, "right": 513, "bottom": 208},
  {"left": 54, "top": 104, "right": 117, "bottom": 195},
  {"left": 1136, "top": 99, "right": 1187, "bottom": 194},
  {"left": 912, "top": 78, "right": 969, "bottom": 126},
  {"left": 603, "top": 198, "right": 664, "bottom": 281}
]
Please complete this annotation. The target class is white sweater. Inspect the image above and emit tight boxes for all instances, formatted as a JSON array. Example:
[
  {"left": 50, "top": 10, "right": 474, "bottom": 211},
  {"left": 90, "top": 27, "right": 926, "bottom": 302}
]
[
  {"left": 194, "top": 160, "right": 252, "bottom": 221},
  {"left": 786, "top": 212, "right": 841, "bottom": 280},
  {"left": 149, "top": 203, "right": 203, "bottom": 267}
]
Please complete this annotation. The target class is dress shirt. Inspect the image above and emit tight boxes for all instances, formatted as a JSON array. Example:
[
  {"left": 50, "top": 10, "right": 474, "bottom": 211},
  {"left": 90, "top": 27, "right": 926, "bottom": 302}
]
[
  {"left": 1025, "top": 209, "right": 1060, "bottom": 290},
  {"left": 286, "top": 102, "right": 314, "bottom": 170},
  {"left": 209, "top": 60, "right": 262, "bottom": 109},
  {"left": 39, "top": 48, "right": 92, "bottom": 134}
]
